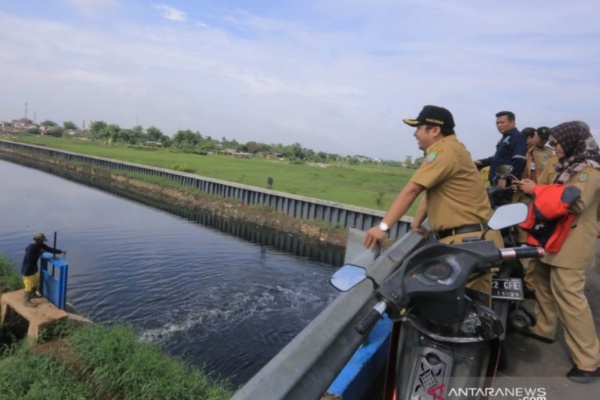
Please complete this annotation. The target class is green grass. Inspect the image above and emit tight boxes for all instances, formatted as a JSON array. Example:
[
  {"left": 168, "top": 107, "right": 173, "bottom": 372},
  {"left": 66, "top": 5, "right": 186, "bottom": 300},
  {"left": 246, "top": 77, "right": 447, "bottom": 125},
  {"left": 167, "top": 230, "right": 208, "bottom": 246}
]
[
  {"left": 0, "top": 254, "right": 23, "bottom": 291},
  {"left": 0, "top": 324, "right": 233, "bottom": 400},
  {"left": 0, "top": 255, "right": 233, "bottom": 399},
  {"left": 3, "top": 134, "right": 417, "bottom": 214},
  {"left": 0, "top": 349, "right": 98, "bottom": 400},
  {"left": 68, "top": 324, "right": 233, "bottom": 400}
]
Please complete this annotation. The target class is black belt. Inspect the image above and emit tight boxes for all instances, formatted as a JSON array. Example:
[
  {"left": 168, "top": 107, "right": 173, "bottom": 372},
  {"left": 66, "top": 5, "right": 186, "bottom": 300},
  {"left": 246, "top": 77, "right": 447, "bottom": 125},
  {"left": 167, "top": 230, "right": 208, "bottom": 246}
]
[{"left": 435, "top": 224, "right": 487, "bottom": 240}]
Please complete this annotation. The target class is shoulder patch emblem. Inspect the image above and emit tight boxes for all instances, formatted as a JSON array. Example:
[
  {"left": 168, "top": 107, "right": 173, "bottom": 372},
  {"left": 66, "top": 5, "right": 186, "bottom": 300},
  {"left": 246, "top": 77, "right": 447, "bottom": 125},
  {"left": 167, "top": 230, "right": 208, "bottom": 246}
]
[
  {"left": 578, "top": 172, "right": 588, "bottom": 182},
  {"left": 426, "top": 151, "right": 438, "bottom": 162}
]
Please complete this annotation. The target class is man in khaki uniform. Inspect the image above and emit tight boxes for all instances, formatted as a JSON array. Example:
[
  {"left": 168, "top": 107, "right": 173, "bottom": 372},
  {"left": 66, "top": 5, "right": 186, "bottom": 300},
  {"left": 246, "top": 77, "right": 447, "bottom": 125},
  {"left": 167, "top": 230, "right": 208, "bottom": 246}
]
[
  {"left": 523, "top": 127, "right": 554, "bottom": 182},
  {"left": 536, "top": 154, "right": 558, "bottom": 185},
  {"left": 515, "top": 121, "right": 600, "bottom": 382},
  {"left": 364, "top": 105, "right": 503, "bottom": 295}
]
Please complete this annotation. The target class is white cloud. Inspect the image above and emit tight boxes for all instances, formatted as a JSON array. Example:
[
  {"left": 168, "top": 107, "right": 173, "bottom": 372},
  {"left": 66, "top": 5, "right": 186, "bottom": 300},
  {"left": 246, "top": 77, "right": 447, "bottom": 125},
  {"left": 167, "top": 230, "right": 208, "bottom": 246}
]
[
  {"left": 0, "top": 1, "right": 599, "bottom": 161},
  {"left": 152, "top": 4, "right": 187, "bottom": 22}
]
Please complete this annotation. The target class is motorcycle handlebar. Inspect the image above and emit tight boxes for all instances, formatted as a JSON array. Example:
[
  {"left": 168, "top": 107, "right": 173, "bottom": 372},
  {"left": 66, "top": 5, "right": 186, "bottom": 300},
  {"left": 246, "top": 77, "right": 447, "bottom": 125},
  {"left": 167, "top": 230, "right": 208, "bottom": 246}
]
[
  {"left": 356, "top": 301, "right": 387, "bottom": 335},
  {"left": 499, "top": 246, "right": 545, "bottom": 260}
]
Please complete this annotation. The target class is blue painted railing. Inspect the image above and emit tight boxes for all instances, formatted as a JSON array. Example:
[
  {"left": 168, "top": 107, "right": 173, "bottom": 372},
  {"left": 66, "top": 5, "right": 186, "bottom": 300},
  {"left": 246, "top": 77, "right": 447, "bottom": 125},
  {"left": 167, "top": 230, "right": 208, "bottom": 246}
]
[{"left": 40, "top": 253, "right": 69, "bottom": 310}]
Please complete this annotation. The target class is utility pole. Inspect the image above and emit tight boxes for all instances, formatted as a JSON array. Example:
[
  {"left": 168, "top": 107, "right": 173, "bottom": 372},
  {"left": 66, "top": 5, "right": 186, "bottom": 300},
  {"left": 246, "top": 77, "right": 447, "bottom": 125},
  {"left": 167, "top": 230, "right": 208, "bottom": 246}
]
[{"left": 24, "top": 101, "right": 28, "bottom": 118}]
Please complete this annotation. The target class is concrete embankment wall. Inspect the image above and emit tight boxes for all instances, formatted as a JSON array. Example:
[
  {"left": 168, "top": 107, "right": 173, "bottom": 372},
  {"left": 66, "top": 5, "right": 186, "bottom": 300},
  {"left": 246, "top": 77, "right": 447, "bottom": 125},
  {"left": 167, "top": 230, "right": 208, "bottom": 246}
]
[{"left": 0, "top": 140, "right": 412, "bottom": 239}]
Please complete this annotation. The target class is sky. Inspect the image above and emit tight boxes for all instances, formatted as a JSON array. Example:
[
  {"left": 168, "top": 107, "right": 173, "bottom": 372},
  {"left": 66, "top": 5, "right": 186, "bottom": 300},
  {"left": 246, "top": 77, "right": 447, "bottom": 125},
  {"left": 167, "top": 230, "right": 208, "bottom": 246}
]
[{"left": 1, "top": 0, "right": 599, "bottom": 161}]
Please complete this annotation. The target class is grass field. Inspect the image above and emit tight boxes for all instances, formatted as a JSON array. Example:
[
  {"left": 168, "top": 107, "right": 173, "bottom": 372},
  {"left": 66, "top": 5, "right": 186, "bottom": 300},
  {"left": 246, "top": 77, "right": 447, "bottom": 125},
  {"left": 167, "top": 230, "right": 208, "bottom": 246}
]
[{"left": 1, "top": 134, "right": 419, "bottom": 215}]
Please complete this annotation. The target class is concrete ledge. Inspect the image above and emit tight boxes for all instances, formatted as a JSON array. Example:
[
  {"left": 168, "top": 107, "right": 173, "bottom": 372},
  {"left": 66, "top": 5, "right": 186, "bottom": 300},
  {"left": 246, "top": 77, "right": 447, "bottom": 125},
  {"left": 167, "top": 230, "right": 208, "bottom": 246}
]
[{"left": 0, "top": 290, "right": 68, "bottom": 342}]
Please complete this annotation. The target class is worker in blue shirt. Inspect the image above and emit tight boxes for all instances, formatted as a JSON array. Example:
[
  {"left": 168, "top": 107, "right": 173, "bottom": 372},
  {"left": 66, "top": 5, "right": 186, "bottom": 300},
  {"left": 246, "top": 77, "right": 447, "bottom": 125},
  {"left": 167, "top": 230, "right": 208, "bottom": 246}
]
[
  {"left": 21, "top": 232, "right": 66, "bottom": 307},
  {"left": 475, "top": 111, "right": 527, "bottom": 187}
]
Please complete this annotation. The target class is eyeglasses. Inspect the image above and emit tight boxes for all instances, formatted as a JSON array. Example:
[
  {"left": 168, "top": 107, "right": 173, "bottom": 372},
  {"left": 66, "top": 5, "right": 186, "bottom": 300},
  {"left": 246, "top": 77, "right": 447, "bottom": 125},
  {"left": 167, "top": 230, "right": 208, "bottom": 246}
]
[{"left": 548, "top": 140, "right": 558, "bottom": 147}]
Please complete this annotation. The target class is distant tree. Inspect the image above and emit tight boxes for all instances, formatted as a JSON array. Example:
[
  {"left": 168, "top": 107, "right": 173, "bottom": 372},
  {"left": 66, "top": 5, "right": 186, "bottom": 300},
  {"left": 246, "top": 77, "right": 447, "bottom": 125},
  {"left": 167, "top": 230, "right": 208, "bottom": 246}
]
[
  {"left": 27, "top": 126, "right": 40, "bottom": 135},
  {"left": 159, "top": 135, "right": 171, "bottom": 147},
  {"left": 63, "top": 121, "right": 77, "bottom": 130},
  {"left": 304, "top": 148, "right": 315, "bottom": 160},
  {"left": 315, "top": 151, "right": 328, "bottom": 162},
  {"left": 172, "top": 129, "right": 201, "bottom": 149},
  {"left": 119, "top": 128, "right": 142, "bottom": 144},
  {"left": 220, "top": 136, "right": 239, "bottom": 150},
  {"left": 245, "top": 141, "right": 262, "bottom": 154},
  {"left": 283, "top": 143, "right": 304, "bottom": 160},
  {"left": 131, "top": 125, "right": 144, "bottom": 138},
  {"left": 40, "top": 120, "right": 58, "bottom": 127},
  {"left": 99, "top": 124, "right": 121, "bottom": 143},
  {"left": 404, "top": 155, "right": 412, "bottom": 165},
  {"left": 271, "top": 143, "right": 285, "bottom": 155},
  {"left": 90, "top": 121, "right": 108, "bottom": 139},
  {"left": 46, "top": 126, "right": 64, "bottom": 137},
  {"left": 146, "top": 126, "right": 164, "bottom": 142}
]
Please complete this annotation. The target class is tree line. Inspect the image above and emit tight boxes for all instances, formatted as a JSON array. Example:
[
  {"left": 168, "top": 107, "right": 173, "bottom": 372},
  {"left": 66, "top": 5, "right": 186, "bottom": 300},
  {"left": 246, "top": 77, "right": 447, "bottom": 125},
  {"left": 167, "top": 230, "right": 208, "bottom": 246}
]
[{"left": 24, "top": 119, "right": 417, "bottom": 167}]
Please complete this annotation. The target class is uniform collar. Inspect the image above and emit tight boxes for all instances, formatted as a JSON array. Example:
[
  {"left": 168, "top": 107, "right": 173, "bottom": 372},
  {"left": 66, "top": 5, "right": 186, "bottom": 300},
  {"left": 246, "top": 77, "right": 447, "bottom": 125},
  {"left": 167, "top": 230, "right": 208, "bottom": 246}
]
[
  {"left": 502, "top": 127, "right": 519, "bottom": 137},
  {"left": 425, "top": 134, "right": 457, "bottom": 153}
]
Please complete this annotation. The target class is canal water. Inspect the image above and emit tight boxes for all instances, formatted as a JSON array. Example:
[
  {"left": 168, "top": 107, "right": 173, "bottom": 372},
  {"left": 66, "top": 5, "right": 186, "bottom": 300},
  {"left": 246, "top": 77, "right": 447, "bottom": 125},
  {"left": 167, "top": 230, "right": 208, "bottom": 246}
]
[{"left": 0, "top": 158, "right": 343, "bottom": 386}]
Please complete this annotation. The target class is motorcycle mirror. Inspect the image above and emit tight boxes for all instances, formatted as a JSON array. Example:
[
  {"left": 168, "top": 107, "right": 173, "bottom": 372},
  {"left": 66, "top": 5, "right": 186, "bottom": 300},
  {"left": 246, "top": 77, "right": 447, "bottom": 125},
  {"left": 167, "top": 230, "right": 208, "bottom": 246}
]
[
  {"left": 330, "top": 264, "right": 367, "bottom": 292},
  {"left": 486, "top": 203, "right": 528, "bottom": 231}
]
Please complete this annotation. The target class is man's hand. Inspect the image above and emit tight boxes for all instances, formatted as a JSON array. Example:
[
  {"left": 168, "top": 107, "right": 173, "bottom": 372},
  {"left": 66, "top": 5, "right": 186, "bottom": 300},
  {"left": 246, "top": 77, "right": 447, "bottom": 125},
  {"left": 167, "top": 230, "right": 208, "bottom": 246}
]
[
  {"left": 364, "top": 226, "right": 387, "bottom": 250},
  {"left": 410, "top": 223, "right": 429, "bottom": 239},
  {"left": 474, "top": 160, "right": 482, "bottom": 166},
  {"left": 513, "top": 178, "right": 536, "bottom": 194}
]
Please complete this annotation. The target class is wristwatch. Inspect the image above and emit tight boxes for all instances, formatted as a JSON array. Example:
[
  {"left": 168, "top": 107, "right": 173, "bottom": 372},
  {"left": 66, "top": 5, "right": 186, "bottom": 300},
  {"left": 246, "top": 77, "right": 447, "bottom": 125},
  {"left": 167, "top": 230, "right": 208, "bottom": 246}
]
[{"left": 378, "top": 222, "right": 390, "bottom": 232}]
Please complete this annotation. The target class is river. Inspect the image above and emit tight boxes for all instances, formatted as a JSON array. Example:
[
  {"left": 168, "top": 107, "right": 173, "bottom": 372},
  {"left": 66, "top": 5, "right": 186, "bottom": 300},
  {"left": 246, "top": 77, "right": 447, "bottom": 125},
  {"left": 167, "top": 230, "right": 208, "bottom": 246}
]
[{"left": 0, "top": 158, "right": 342, "bottom": 386}]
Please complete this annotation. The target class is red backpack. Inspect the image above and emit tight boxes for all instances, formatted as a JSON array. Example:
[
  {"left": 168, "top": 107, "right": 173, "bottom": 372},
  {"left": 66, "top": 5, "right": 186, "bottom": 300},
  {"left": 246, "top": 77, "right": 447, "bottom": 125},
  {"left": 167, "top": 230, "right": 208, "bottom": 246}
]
[{"left": 519, "top": 184, "right": 580, "bottom": 253}]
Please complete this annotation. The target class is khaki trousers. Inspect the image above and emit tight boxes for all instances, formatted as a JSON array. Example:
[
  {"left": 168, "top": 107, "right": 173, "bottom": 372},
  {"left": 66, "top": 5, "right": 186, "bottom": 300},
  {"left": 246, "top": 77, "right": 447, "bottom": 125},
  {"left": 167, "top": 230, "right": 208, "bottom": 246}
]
[
  {"left": 531, "top": 260, "right": 600, "bottom": 369},
  {"left": 439, "top": 229, "right": 504, "bottom": 298},
  {"left": 522, "top": 258, "right": 536, "bottom": 292}
]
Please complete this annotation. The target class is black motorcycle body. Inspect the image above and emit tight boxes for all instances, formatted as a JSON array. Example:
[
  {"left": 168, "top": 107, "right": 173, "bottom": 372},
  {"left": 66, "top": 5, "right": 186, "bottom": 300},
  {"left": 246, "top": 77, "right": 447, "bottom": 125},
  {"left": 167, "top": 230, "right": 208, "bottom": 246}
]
[{"left": 330, "top": 204, "right": 543, "bottom": 400}]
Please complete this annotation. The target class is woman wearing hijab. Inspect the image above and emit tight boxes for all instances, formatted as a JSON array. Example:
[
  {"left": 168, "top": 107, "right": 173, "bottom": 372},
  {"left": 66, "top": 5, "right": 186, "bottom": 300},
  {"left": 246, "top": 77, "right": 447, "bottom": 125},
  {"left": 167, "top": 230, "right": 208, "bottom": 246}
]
[{"left": 515, "top": 121, "right": 600, "bottom": 383}]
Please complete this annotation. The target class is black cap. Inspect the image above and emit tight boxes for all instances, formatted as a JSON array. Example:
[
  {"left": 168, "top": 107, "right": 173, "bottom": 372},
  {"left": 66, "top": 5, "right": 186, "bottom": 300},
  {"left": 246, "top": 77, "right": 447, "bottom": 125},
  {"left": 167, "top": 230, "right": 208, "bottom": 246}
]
[
  {"left": 403, "top": 105, "right": 455, "bottom": 130},
  {"left": 536, "top": 126, "right": 550, "bottom": 140}
]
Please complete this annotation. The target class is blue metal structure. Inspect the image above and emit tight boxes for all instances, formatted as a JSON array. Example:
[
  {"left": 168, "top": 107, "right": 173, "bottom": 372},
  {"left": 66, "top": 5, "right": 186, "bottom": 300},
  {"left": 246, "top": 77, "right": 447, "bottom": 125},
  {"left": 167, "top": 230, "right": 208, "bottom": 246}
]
[
  {"left": 326, "top": 316, "right": 392, "bottom": 400},
  {"left": 40, "top": 253, "right": 69, "bottom": 310}
]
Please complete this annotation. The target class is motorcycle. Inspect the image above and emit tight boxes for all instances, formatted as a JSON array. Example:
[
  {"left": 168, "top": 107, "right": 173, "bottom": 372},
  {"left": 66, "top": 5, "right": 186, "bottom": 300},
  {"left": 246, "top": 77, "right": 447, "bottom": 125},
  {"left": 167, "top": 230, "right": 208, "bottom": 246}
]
[
  {"left": 330, "top": 203, "right": 544, "bottom": 400},
  {"left": 486, "top": 165, "right": 536, "bottom": 338}
]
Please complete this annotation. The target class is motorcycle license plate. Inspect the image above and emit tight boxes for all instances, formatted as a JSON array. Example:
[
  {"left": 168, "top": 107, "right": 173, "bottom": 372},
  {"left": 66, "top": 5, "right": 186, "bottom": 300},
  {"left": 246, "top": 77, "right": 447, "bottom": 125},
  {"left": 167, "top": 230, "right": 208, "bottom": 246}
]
[{"left": 492, "top": 278, "right": 524, "bottom": 300}]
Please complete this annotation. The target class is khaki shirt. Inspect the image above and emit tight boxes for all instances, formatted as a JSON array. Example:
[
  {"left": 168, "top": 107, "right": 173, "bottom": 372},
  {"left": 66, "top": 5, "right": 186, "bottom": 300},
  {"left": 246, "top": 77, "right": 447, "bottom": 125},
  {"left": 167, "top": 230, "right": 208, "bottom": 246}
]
[
  {"left": 537, "top": 155, "right": 558, "bottom": 185},
  {"left": 411, "top": 135, "right": 493, "bottom": 232},
  {"left": 542, "top": 167, "right": 600, "bottom": 269},
  {"left": 523, "top": 146, "right": 554, "bottom": 182},
  {"left": 480, "top": 166, "right": 490, "bottom": 188}
]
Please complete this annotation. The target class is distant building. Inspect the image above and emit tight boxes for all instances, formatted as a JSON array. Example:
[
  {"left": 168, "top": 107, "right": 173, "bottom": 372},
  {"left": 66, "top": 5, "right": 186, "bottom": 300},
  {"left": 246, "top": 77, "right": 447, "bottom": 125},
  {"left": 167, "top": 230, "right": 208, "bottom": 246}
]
[
  {"left": 143, "top": 140, "right": 164, "bottom": 147},
  {"left": 65, "top": 129, "right": 92, "bottom": 138},
  {"left": 12, "top": 117, "right": 34, "bottom": 128},
  {"left": 231, "top": 151, "right": 252, "bottom": 158}
]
